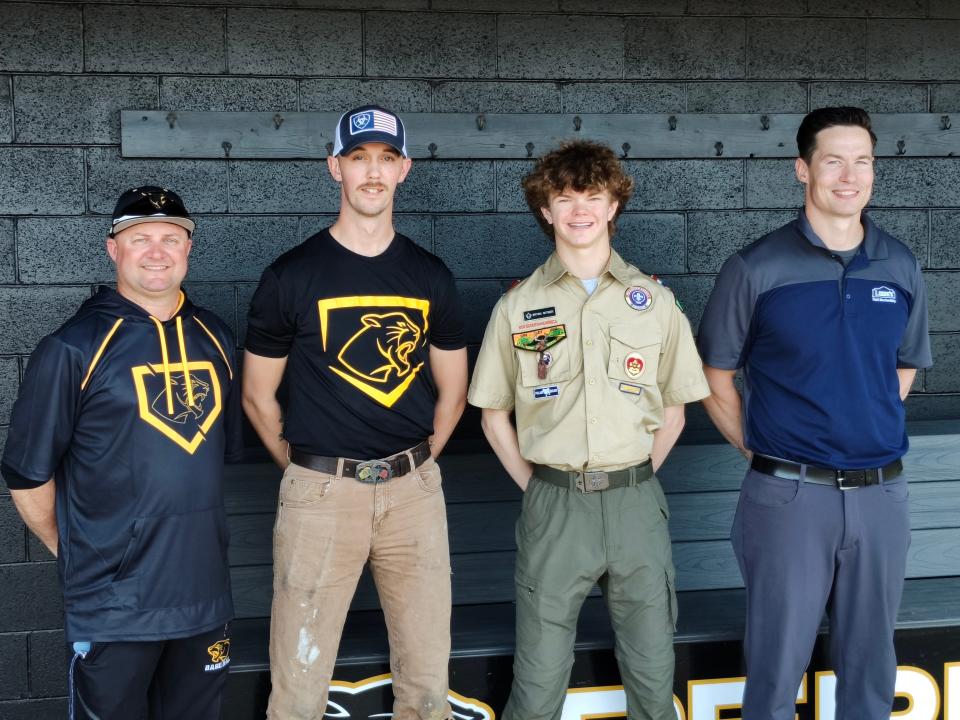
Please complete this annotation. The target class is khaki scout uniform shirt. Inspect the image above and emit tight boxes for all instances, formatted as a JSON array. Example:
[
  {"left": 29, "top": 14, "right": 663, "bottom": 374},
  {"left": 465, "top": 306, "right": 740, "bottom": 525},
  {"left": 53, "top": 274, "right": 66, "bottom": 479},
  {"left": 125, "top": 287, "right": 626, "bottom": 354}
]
[{"left": 468, "top": 250, "right": 710, "bottom": 472}]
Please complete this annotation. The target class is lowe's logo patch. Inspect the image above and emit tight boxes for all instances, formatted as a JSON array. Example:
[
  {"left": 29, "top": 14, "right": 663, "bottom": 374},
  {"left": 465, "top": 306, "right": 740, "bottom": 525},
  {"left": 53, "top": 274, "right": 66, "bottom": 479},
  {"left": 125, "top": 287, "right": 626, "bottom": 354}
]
[
  {"left": 871, "top": 286, "right": 897, "bottom": 303},
  {"left": 534, "top": 385, "right": 560, "bottom": 399}
]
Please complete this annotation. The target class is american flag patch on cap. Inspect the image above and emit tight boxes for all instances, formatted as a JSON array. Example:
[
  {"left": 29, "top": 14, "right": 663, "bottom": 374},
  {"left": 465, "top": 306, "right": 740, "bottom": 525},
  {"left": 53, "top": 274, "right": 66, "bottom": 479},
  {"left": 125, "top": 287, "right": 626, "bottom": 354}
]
[{"left": 349, "top": 109, "right": 398, "bottom": 136}]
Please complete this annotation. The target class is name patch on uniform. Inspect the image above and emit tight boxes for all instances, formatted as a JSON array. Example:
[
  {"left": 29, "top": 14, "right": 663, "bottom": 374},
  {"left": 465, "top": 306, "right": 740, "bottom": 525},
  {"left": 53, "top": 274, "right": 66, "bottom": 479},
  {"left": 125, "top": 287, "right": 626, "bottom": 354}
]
[
  {"left": 618, "top": 382, "right": 643, "bottom": 395},
  {"left": 871, "top": 286, "right": 897, "bottom": 303},
  {"left": 512, "top": 324, "right": 567, "bottom": 351},
  {"left": 523, "top": 307, "right": 556, "bottom": 321},
  {"left": 517, "top": 318, "right": 559, "bottom": 332},
  {"left": 625, "top": 286, "right": 654, "bottom": 311},
  {"left": 534, "top": 385, "right": 560, "bottom": 399}
]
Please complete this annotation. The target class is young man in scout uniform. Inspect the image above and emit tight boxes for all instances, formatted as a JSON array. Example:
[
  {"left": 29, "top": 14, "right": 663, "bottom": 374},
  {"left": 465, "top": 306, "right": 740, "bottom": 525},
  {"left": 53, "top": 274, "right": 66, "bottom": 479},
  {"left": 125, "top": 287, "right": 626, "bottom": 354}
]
[
  {"left": 2, "top": 187, "right": 238, "bottom": 719},
  {"left": 242, "top": 105, "right": 468, "bottom": 720},
  {"left": 469, "top": 139, "right": 710, "bottom": 720},
  {"left": 698, "top": 107, "right": 932, "bottom": 719}
]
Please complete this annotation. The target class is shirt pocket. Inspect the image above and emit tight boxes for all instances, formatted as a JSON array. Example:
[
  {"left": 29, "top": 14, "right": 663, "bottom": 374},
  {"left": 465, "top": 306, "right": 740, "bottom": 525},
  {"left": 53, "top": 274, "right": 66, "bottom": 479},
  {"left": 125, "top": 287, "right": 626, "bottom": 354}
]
[
  {"left": 516, "top": 340, "right": 572, "bottom": 387},
  {"left": 606, "top": 323, "right": 661, "bottom": 390}
]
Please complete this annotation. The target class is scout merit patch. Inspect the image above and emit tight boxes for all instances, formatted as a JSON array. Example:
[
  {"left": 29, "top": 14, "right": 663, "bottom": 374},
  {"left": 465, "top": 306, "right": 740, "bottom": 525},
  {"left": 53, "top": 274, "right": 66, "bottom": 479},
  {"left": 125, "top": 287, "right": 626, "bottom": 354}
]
[
  {"left": 513, "top": 324, "right": 566, "bottom": 380},
  {"left": 534, "top": 385, "right": 560, "bottom": 399},
  {"left": 625, "top": 286, "right": 653, "bottom": 311},
  {"left": 624, "top": 352, "right": 645, "bottom": 378}
]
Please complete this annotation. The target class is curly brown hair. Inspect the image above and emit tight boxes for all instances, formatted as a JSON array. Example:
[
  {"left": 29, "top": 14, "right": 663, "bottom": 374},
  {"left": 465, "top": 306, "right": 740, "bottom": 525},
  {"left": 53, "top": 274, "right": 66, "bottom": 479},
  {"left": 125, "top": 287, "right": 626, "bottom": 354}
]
[{"left": 522, "top": 139, "right": 634, "bottom": 240}]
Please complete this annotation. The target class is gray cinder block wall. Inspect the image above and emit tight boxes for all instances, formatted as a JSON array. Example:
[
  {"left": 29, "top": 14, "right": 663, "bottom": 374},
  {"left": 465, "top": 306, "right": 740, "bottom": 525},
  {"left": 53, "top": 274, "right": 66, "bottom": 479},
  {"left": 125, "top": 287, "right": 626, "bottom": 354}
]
[{"left": 2, "top": 0, "right": 959, "bottom": 715}]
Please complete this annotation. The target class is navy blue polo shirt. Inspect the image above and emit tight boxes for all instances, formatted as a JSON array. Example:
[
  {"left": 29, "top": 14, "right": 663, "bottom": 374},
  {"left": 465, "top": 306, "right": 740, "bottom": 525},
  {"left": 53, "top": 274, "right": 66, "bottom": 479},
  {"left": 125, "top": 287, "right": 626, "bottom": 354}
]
[{"left": 698, "top": 210, "right": 932, "bottom": 469}]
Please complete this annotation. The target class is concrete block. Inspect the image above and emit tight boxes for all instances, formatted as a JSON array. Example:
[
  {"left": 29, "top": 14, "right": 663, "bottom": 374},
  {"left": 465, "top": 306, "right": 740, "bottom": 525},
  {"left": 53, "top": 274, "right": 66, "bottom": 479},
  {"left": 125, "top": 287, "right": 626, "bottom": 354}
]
[
  {"left": 926, "top": 334, "right": 960, "bottom": 393},
  {"left": 626, "top": 18, "right": 745, "bottom": 80},
  {"left": 395, "top": 161, "right": 495, "bottom": 213},
  {"left": 85, "top": 5, "right": 225, "bottom": 74},
  {"left": 499, "top": 14, "right": 623, "bottom": 80},
  {"left": 0, "top": 563, "right": 62, "bottom": 631},
  {"left": 161, "top": 77, "right": 297, "bottom": 112},
  {"left": 86, "top": 148, "right": 228, "bottom": 214},
  {"left": 0, "top": 221, "right": 14, "bottom": 283},
  {"left": 14, "top": 75, "right": 156, "bottom": 145},
  {"left": 0, "top": 698, "right": 69, "bottom": 720},
  {"left": 809, "top": 82, "right": 927, "bottom": 113},
  {"left": 747, "top": 19, "right": 865, "bottom": 79},
  {"left": 0, "top": 76, "right": 11, "bottom": 143},
  {"left": 904, "top": 393, "right": 960, "bottom": 421},
  {"left": 228, "top": 8, "right": 360, "bottom": 76},
  {"left": 229, "top": 160, "right": 339, "bottom": 214},
  {"left": 687, "top": 82, "right": 807, "bottom": 113},
  {"left": 656, "top": 274, "right": 717, "bottom": 333},
  {"left": 0, "top": 357, "right": 20, "bottom": 425},
  {"left": 434, "top": 0, "right": 556, "bottom": 8},
  {"left": 616, "top": 214, "right": 686, "bottom": 275},
  {"left": 930, "top": 0, "right": 960, "bottom": 18},
  {"left": 27, "top": 530, "right": 54, "bottom": 562},
  {"left": 931, "top": 210, "right": 960, "bottom": 269},
  {"left": 0, "top": 633, "right": 27, "bottom": 699},
  {"left": 0, "top": 149, "right": 83, "bottom": 215},
  {"left": 0, "top": 428, "right": 6, "bottom": 463},
  {"left": 496, "top": 161, "right": 535, "bottom": 212},
  {"left": 931, "top": 84, "right": 960, "bottom": 112},
  {"left": 868, "top": 209, "right": 929, "bottom": 267},
  {"left": 366, "top": 13, "right": 495, "bottom": 78},
  {"left": 457, "top": 280, "right": 510, "bottom": 344},
  {"left": 925, "top": 272, "right": 960, "bottom": 332},
  {"left": 188, "top": 216, "right": 300, "bottom": 282},
  {"left": 807, "top": 0, "right": 925, "bottom": 16},
  {"left": 301, "top": 79, "right": 432, "bottom": 113},
  {"left": 237, "top": 283, "right": 258, "bottom": 348},
  {"left": 299, "top": 215, "right": 432, "bottom": 250},
  {"left": 182, "top": 284, "right": 238, "bottom": 342},
  {"left": 867, "top": 20, "right": 960, "bottom": 81},
  {"left": 872, "top": 159, "right": 960, "bottom": 208},
  {"left": 0, "top": 495, "right": 26, "bottom": 565},
  {"left": 562, "top": 83, "right": 684, "bottom": 113},
  {"left": 560, "top": 0, "right": 678, "bottom": 11},
  {"left": 687, "top": 210, "right": 797, "bottom": 273},
  {"left": 17, "top": 218, "right": 113, "bottom": 284},
  {"left": 686, "top": 0, "right": 803, "bottom": 13},
  {"left": 435, "top": 82, "right": 560, "bottom": 113},
  {"left": 0, "top": 287, "right": 91, "bottom": 355},
  {"left": 0, "top": 3, "right": 81, "bottom": 72},
  {"left": 27, "top": 630, "right": 66, "bottom": 698},
  {"left": 745, "top": 159, "right": 803, "bottom": 209},
  {"left": 628, "top": 160, "right": 743, "bottom": 210},
  {"left": 435, "top": 215, "right": 547, "bottom": 279}
]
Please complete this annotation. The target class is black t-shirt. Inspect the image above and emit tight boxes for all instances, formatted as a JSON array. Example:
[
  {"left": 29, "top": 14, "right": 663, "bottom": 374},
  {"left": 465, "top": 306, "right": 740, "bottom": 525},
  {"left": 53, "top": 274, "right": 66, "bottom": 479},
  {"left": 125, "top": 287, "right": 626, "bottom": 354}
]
[{"left": 245, "top": 229, "right": 465, "bottom": 458}]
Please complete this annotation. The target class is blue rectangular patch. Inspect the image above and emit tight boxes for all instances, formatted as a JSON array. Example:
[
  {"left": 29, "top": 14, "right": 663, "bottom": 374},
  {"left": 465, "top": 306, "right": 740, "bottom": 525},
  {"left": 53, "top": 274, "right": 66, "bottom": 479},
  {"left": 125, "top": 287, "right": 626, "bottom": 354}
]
[{"left": 533, "top": 385, "right": 560, "bottom": 399}]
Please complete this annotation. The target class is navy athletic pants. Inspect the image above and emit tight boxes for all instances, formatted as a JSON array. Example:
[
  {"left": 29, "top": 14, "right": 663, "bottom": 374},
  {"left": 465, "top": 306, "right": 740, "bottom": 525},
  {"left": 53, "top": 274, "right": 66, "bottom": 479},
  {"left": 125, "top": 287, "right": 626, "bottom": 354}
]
[
  {"left": 732, "top": 468, "right": 911, "bottom": 720},
  {"left": 68, "top": 622, "right": 231, "bottom": 720}
]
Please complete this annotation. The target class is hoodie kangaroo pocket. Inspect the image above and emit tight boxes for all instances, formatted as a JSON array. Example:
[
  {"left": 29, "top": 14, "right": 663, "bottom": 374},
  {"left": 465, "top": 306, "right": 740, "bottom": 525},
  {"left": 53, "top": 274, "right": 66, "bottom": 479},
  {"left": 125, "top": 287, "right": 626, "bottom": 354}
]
[{"left": 120, "top": 507, "right": 230, "bottom": 610}]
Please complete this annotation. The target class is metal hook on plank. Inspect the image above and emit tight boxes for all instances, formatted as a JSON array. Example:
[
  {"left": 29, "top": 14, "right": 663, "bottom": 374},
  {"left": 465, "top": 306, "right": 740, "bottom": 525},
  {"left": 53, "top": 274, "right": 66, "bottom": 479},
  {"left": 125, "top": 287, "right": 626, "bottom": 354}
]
[
  {"left": 761, "top": 115, "right": 770, "bottom": 131},
  {"left": 621, "top": 142, "right": 631, "bottom": 158},
  {"left": 526, "top": 142, "right": 535, "bottom": 158},
  {"left": 714, "top": 141, "right": 724, "bottom": 157},
  {"left": 429, "top": 142, "right": 438, "bottom": 159},
  {"left": 166, "top": 112, "right": 177, "bottom": 129},
  {"left": 273, "top": 113, "right": 284, "bottom": 130},
  {"left": 896, "top": 139, "right": 906, "bottom": 155},
  {"left": 325, "top": 141, "right": 334, "bottom": 156},
  {"left": 476, "top": 114, "right": 485, "bottom": 131},
  {"left": 668, "top": 115, "right": 677, "bottom": 131},
  {"left": 942, "top": 115, "right": 952, "bottom": 131},
  {"left": 221, "top": 141, "right": 232, "bottom": 159},
  {"left": 573, "top": 115, "right": 582, "bottom": 132}
]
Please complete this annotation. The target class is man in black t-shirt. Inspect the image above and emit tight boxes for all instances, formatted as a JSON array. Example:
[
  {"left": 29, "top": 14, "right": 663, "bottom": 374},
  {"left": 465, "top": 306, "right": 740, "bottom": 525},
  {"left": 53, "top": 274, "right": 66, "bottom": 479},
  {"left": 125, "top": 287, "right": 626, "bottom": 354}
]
[{"left": 243, "top": 105, "right": 468, "bottom": 720}]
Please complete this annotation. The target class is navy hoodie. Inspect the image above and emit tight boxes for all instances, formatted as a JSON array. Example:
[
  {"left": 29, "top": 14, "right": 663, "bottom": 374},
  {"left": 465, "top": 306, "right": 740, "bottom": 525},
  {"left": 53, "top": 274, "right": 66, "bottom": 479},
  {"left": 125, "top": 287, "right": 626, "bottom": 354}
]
[{"left": 1, "top": 287, "right": 239, "bottom": 641}]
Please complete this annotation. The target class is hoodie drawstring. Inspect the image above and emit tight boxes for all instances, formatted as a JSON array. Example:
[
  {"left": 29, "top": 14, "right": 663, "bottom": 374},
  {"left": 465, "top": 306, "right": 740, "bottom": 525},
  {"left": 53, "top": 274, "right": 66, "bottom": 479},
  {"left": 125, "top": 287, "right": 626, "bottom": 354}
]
[{"left": 150, "top": 315, "right": 195, "bottom": 415}]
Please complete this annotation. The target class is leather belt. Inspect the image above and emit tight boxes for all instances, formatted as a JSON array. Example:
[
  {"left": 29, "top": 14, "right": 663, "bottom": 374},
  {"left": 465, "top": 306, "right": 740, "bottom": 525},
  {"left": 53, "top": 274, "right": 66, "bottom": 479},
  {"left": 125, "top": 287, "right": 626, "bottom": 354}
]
[
  {"left": 534, "top": 460, "right": 653, "bottom": 494},
  {"left": 751, "top": 455, "right": 903, "bottom": 490},
  {"left": 290, "top": 441, "right": 432, "bottom": 484}
]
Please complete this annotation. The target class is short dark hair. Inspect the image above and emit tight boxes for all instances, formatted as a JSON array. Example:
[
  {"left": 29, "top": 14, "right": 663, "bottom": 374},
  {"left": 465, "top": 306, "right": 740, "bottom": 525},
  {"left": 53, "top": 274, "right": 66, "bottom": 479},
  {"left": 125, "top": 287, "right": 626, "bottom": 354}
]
[
  {"left": 797, "top": 107, "right": 877, "bottom": 163},
  {"left": 522, "top": 140, "right": 634, "bottom": 240}
]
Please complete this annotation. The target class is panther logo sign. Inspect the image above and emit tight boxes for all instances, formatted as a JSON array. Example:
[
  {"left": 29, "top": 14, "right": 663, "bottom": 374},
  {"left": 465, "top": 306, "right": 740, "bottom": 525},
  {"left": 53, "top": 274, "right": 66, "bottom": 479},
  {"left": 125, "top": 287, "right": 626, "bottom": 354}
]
[
  {"left": 324, "top": 674, "right": 493, "bottom": 719},
  {"left": 207, "top": 639, "right": 230, "bottom": 663},
  {"left": 132, "top": 361, "right": 222, "bottom": 454},
  {"left": 318, "top": 296, "right": 431, "bottom": 408}
]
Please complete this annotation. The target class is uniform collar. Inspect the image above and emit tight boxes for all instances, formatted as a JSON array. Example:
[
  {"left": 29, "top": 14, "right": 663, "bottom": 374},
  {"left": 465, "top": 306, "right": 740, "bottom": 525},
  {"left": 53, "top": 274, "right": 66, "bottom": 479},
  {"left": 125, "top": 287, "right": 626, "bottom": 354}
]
[
  {"left": 541, "top": 249, "right": 634, "bottom": 286},
  {"left": 795, "top": 208, "right": 888, "bottom": 260}
]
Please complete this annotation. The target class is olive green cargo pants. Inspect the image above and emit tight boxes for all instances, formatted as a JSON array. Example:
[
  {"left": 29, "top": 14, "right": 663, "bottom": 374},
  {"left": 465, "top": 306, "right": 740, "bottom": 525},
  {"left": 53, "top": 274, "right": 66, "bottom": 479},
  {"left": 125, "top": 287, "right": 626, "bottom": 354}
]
[{"left": 502, "top": 472, "right": 678, "bottom": 720}]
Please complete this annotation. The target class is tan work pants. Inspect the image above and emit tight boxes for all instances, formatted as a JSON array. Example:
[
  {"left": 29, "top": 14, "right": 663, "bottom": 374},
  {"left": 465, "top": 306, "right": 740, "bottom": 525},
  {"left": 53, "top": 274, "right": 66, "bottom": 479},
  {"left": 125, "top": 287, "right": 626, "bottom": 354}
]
[{"left": 266, "top": 455, "right": 453, "bottom": 720}]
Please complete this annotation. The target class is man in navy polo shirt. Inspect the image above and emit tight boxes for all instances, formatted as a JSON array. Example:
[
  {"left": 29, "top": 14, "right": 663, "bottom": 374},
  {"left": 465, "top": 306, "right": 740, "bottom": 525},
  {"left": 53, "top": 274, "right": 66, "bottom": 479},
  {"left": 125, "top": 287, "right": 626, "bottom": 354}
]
[{"left": 698, "top": 107, "right": 932, "bottom": 719}]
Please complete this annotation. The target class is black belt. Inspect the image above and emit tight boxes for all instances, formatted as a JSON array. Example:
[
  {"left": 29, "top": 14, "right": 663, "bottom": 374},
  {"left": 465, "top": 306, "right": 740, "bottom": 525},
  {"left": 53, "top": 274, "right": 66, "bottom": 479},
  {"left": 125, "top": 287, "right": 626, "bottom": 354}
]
[
  {"left": 290, "top": 441, "right": 432, "bottom": 484},
  {"left": 751, "top": 455, "right": 903, "bottom": 490},
  {"left": 534, "top": 460, "right": 653, "bottom": 494}
]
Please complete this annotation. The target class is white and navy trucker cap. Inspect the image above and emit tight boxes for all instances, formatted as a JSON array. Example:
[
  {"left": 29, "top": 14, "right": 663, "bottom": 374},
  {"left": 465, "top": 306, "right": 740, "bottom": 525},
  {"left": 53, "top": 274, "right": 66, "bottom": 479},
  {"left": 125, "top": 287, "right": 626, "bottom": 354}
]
[{"left": 332, "top": 105, "right": 408, "bottom": 157}]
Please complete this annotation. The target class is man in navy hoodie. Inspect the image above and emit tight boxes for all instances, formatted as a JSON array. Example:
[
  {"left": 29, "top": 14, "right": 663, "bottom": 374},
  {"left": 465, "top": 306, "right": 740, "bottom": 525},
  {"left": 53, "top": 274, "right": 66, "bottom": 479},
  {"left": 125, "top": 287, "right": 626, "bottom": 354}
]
[{"left": 1, "top": 187, "right": 239, "bottom": 720}]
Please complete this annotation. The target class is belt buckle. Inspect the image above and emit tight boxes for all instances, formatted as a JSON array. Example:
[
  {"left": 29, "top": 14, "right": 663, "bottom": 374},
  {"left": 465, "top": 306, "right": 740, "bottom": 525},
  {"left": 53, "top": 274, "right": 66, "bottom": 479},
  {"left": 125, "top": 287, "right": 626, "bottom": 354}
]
[
  {"left": 576, "top": 471, "right": 609, "bottom": 493},
  {"left": 356, "top": 460, "right": 392, "bottom": 484},
  {"left": 836, "top": 470, "right": 864, "bottom": 490}
]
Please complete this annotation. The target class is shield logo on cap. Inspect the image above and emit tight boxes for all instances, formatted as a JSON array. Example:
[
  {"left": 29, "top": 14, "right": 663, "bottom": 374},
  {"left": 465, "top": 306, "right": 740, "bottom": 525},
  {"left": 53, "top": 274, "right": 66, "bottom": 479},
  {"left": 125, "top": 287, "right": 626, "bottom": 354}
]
[{"left": 352, "top": 112, "right": 372, "bottom": 130}]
